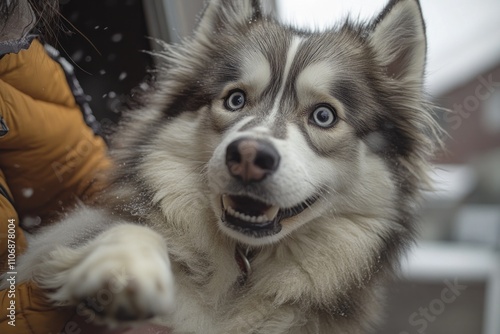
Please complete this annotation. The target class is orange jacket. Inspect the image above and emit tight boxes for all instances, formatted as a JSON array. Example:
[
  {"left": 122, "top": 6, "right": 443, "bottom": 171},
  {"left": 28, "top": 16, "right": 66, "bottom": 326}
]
[{"left": 0, "top": 39, "right": 112, "bottom": 333}]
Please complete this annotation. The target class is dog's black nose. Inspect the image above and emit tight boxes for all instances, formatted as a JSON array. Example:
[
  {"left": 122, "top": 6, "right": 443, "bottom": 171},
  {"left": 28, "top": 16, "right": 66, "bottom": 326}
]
[{"left": 226, "top": 138, "right": 280, "bottom": 183}]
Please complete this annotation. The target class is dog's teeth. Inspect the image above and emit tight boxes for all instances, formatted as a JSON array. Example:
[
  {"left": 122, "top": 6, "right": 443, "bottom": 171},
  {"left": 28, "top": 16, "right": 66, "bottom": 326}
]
[
  {"left": 223, "top": 195, "right": 280, "bottom": 223},
  {"left": 222, "top": 195, "right": 232, "bottom": 210},
  {"left": 265, "top": 206, "right": 280, "bottom": 221}
]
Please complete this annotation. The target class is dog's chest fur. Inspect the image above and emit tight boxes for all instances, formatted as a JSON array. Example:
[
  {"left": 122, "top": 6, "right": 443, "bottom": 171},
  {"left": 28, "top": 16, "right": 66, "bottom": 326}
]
[{"left": 143, "top": 206, "right": 383, "bottom": 333}]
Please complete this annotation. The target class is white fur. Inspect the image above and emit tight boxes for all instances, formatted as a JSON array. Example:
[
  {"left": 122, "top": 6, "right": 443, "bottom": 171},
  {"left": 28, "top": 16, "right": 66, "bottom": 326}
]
[
  {"left": 241, "top": 51, "right": 272, "bottom": 96},
  {"left": 8, "top": 215, "right": 175, "bottom": 326},
  {"left": 296, "top": 61, "right": 337, "bottom": 100}
]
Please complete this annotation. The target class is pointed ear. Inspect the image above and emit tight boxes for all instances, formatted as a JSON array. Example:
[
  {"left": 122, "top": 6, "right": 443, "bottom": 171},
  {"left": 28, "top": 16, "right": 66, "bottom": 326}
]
[
  {"left": 369, "top": 0, "right": 427, "bottom": 84},
  {"left": 195, "top": 0, "right": 262, "bottom": 37}
]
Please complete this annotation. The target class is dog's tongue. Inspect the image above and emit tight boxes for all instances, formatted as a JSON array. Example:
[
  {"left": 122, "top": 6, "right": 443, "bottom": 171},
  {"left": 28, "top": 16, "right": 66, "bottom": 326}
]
[{"left": 222, "top": 195, "right": 279, "bottom": 221}]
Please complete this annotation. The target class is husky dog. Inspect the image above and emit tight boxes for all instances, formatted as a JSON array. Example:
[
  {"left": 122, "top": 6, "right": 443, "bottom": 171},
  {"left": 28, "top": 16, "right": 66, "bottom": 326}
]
[{"left": 6, "top": 0, "right": 440, "bottom": 332}]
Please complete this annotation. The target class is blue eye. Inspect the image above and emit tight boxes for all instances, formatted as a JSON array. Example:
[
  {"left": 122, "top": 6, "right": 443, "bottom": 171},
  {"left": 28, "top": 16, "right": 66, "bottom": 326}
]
[
  {"left": 310, "top": 105, "right": 337, "bottom": 128},
  {"left": 225, "top": 90, "right": 246, "bottom": 111}
]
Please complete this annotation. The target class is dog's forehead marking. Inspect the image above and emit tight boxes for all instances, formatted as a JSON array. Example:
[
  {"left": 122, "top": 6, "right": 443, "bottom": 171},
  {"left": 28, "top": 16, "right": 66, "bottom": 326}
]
[
  {"left": 296, "top": 62, "right": 334, "bottom": 100},
  {"left": 268, "top": 36, "right": 303, "bottom": 120},
  {"left": 241, "top": 50, "right": 272, "bottom": 96}
]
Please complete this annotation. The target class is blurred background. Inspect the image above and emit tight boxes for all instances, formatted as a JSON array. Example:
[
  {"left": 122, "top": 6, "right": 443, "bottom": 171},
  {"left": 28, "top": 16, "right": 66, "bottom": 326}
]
[{"left": 56, "top": 0, "right": 500, "bottom": 333}]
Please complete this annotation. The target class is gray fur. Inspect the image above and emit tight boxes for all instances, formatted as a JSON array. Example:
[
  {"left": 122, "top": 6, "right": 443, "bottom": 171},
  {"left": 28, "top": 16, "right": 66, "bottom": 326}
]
[{"left": 2, "top": 0, "right": 442, "bottom": 333}]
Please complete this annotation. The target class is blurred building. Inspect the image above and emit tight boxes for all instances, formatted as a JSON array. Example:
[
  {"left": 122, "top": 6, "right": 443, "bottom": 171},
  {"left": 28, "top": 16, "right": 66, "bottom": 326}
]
[{"left": 438, "top": 63, "right": 500, "bottom": 166}]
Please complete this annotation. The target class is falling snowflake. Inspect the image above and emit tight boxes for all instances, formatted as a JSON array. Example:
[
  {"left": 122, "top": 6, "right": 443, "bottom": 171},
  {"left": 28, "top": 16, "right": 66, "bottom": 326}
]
[
  {"left": 21, "top": 216, "right": 42, "bottom": 229},
  {"left": 119, "top": 72, "right": 128, "bottom": 81},
  {"left": 111, "top": 33, "right": 123, "bottom": 43},
  {"left": 21, "top": 188, "right": 34, "bottom": 198},
  {"left": 71, "top": 49, "right": 84, "bottom": 62}
]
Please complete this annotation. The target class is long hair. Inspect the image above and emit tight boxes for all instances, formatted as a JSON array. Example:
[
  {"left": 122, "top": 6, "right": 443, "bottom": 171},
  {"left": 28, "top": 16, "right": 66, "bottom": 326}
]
[{"left": 1, "top": 0, "right": 59, "bottom": 41}]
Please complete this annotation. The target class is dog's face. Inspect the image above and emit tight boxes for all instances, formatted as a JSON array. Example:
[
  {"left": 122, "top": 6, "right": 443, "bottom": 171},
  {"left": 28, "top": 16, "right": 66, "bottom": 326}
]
[
  {"left": 204, "top": 32, "right": 372, "bottom": 245},
  {"left": 123, "top": 0, "right": 435, "bottom": 247}
]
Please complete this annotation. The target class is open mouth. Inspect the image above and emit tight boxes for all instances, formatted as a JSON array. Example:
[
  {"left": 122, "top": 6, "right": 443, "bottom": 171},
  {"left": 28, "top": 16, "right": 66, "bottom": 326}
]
[{"left": 220, "top": 194, "right": 318, "bottom": 238}]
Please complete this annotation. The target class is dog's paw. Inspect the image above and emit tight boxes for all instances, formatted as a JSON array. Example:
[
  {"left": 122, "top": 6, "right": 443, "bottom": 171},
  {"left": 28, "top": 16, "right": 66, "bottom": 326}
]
[{"left": 37, "top": 224, "right": 174, "bottom": 326}]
